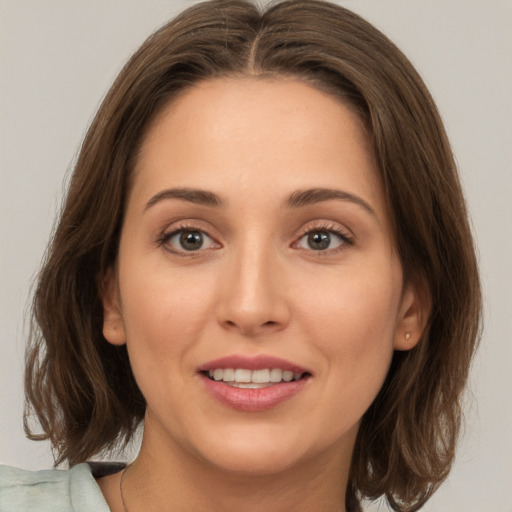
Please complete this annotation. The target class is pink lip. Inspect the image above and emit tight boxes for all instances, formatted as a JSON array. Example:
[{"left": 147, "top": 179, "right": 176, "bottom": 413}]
[
  {"left": 197, "top": 354, "right": 311, "bottom": 412},
  {"left": 197, "top": 354, "right": 309, "bottom": 373}
]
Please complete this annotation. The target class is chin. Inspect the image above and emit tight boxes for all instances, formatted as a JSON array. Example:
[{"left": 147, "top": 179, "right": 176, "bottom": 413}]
[
  {"left": 205, "top": 443, "right": 308, "bottom": 476},
  {"left": 190, "top": 424, "right": 347, "bottom": 477}
]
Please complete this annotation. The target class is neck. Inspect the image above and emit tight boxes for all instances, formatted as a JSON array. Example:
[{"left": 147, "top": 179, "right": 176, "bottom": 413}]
[{"left": 121, "top": 418, "right": 354, "bottom": 512}]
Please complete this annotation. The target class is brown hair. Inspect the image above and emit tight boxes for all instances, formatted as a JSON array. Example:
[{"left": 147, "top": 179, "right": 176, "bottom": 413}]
[{"left": 24, "top": 1, "right": 481, "bottom": 510}]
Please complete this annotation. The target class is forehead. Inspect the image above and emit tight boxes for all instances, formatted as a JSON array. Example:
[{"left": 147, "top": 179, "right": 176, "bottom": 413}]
[
  {"left": 141, "top": 76, "right": 372, "bottom": 159},
  {"left": 130, "top": 77, "right": 386, "bottom": 219}
]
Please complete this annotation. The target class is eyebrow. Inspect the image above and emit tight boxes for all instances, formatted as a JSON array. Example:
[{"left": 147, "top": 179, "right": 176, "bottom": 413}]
[
  {"left": 287, "top": 188, "right": 376, "bottom": 216},
  {"left": 144, "top": 186, "right": 375, "bottom": 216},
  {"left": 144, "top": 188, "right": 223, "bottom": 210}
]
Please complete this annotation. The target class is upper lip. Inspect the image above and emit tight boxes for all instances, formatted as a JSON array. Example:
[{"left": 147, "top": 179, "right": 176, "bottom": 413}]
[{"left": 197, "top": 354, "right": 310, "bottom": 374}]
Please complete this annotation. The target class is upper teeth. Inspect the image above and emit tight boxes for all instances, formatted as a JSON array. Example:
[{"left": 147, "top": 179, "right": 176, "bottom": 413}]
[{"left": 208, "top": 368, "right": 302, "bottom": 386}]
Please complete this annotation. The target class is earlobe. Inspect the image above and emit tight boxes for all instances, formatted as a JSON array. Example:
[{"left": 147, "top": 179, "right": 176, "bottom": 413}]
[
  {"left": 394, "top": 279, "right": 430, "bottom": 351},
  {"left": 101, "top": 267, "right": 126, "bottom": 346}
]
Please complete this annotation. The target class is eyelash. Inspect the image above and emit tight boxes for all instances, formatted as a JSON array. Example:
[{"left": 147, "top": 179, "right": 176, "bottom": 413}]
[
  {"left": 156, "top": 221, "right": 354, "bottom": 256},
  {"left": 294, "top": 222, "right": 354, "bottom": 256},
  {"left": 156, "top": 222, "right": 219, "bottom": 256}
]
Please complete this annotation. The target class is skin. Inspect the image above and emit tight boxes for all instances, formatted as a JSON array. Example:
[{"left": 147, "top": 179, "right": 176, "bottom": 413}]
[{"left": 99, "top": 77, "right": 425, "bottom": 511}]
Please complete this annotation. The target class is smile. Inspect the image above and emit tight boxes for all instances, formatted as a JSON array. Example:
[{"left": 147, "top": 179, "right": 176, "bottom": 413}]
[
  {"left": 198, "top": 355, "right": 311, "bottom": 411},
  {"left": 206, "top": 368, "right": 305, "bottom": 388}
]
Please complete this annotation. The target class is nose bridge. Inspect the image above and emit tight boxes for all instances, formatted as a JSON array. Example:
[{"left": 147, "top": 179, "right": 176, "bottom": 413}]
[{"left": 217, "top": 232, "right": 289, "bottom": 335}]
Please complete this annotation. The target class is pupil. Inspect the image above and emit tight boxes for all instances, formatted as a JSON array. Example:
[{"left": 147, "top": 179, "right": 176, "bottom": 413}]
[
  {"left": 180, "top": 231, "right": 203, "bottom": 250},
  {"left": 308, "top": 231, "right": 330, "bottom": 250}
]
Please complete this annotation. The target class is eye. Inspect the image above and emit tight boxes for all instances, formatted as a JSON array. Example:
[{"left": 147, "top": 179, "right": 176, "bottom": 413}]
[
  {"left": 163, "top": 228, "right": 217, "bottom": 253},
  {"left": 296, "top": 229, "right": 348, "bottom": 252}
]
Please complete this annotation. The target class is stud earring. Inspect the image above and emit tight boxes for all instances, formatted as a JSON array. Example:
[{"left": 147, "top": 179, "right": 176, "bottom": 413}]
[{"left": 405, "top": 332, "right": 411, "bottom": 340}]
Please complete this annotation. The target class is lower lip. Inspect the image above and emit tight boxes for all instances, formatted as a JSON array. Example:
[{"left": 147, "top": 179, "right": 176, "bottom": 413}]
[{"left": 200, "top": 374, "right": 309, "bottom": 412}]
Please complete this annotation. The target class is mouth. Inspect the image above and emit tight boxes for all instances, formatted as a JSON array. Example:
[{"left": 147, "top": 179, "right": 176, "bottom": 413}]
[
  {"left": 198, "top": 355, "right": 312, "bottom": 411},
  {"left": 201, "top": 368, "right": 310, "bottom": 389}
]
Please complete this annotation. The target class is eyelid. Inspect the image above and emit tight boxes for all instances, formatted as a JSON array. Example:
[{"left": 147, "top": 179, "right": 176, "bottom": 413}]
[
  {"left": 157, "top": 221, "right": 222, "bottom": 255},
  {"left": 292, "top": 220, "right": 354, "bottom": 253},
  {"left": 155, "top": 219, "right": 353, "bottom": 256}
]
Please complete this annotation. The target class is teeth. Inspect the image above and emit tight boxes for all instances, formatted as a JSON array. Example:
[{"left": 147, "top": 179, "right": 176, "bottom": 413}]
[
  {"left": 223, "top": 368, "right": 235, "bottom": 381},
  {"left": 234, "top": 369, "right": 251, "bottom": 383},
  {"left": 269, "top": 368, "right": 283, "bottom": 382},
  {"left": 282, "top": 370, "right": 294, "bottom": 382},
  {"left": 207, "top": 368, "right": 304, "bottom": 385},
  {"left": 252, "top": 369, "right": 270, "bottom": 383},
  {"left": 230, "top": 382, "right": 272, "bottom": 389}
]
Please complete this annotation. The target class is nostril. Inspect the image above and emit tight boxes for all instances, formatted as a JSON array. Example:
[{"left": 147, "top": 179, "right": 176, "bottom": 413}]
[{"left": 222, "top": 319, "right": 279, "bottom": 332}]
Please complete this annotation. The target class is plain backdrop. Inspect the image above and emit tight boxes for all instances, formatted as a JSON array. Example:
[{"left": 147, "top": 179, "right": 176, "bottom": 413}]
[{"left": 1, "top": 1, "right": 511, "bottom": 510}]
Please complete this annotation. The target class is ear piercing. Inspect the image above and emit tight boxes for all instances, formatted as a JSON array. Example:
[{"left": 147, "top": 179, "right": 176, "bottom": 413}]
[{"left": 405, "top": 332, "right": 411, "bottom": 340}]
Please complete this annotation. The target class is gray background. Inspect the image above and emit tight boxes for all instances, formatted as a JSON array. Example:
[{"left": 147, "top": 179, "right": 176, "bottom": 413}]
[{"left": 1, "top": 1, "right": 511, "bottom": 510}]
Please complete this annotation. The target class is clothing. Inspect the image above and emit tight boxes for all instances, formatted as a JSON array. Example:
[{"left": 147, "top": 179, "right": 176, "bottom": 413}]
[{"left": 0, "top": 462, "right": 123, "bottom": 512}]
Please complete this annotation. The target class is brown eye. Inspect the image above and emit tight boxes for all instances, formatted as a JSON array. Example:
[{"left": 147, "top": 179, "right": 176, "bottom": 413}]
[
  {"left": 297, "top": 230, "right": 345, "bottom": 251},
  {"left": 307, "top": 231, "right": 330, "bottom": 250},
  {"left": 165, "top": 229, "right": 216, "bottom": 253},
  {"left": 179, "top": 231, "right": 204, "bottom": 251}
]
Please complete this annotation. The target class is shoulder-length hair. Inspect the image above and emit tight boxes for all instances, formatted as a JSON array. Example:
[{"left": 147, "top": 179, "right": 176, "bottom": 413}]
[{"left": 24, "top": 1, "right": 482, "bottom": 510}]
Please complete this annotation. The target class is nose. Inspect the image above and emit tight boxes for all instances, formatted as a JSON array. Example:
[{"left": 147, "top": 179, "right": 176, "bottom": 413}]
[{"left": 216, "top": 242, "right": 291, "bottom": 337}]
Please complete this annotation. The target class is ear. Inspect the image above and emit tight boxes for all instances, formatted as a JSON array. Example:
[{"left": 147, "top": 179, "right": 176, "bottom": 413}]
[
  {"left": 100, "top": 267, "right": 126, "bottom": 346},
  {"left": 394, "top": 278, "right": 431, "bottom": 351}
]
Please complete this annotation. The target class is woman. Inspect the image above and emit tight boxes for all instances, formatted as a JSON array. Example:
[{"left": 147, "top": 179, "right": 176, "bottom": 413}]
[{"left": 0, "top": 0, "right": 481, "bottom": 511}]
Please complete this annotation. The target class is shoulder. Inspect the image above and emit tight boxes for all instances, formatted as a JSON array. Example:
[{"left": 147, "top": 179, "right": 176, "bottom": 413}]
[{"left": 0, "top": 463, "right": 115, "bottom": 512}]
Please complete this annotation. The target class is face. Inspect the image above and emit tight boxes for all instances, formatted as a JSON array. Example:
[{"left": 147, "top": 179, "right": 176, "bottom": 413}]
[{"left": 103, "top": 77, "right": 422, "bottom": 476}]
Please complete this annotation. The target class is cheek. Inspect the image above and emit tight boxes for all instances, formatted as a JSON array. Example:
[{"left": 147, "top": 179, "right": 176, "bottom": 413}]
[
  {"left": 301, "top": 261, "right": 401, "bottom": 340},
  {"left": 118, "top": 268, "right": 219, "bottom": 423},
  {"left": 118, "top": 265, "right": 218, "bottom": 375},
  {"left": 298, "top": 261, "right": 401, "bottom": 394}
]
